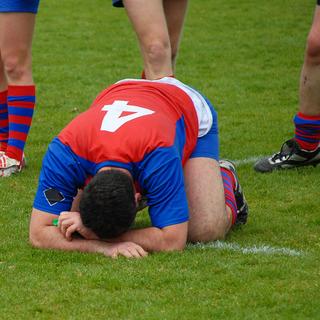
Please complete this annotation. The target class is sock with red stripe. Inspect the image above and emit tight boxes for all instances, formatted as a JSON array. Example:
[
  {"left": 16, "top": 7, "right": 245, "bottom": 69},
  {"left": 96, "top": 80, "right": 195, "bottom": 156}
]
[
  {"left": 294, "top": 112, "right": 320, "bottom": 150},
  {"left": 0, "top": 90, "right": 8, "bottom": 152},
  {"left": 6, "top": 85, "right": 36, "bottom": 162},
  {"left": 220, "top": 167, "right": 237, "bottom": 225}
]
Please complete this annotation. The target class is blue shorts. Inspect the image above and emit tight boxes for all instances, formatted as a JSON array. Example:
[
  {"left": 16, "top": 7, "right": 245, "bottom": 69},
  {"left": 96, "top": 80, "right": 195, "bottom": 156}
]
[
  {"left": 190, "top": 96, "right": 219, "bottom": 161},
  {"left": 0, "top": 0, "right": 40, "bottom": 13},
  {"left": 112, "top": 0, "right": 124, "bottom": 8}
]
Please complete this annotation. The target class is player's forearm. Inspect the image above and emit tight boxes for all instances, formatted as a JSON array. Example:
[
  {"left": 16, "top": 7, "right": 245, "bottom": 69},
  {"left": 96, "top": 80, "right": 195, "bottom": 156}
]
[
  {"left": 115, "top": 226, "right": 186, "bottom": 252},
  {"left": 29, "top": 225, "right": 108, "bottom": 255}
]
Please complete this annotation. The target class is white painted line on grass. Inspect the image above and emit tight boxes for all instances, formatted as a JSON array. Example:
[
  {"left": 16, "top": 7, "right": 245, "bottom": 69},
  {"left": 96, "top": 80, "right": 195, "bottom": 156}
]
[
  {"left": 232, "top": 156, "right": 265, "bottom": 166},
  {"left": 188, "top": 241, "right": 303, "bottom": 257}
]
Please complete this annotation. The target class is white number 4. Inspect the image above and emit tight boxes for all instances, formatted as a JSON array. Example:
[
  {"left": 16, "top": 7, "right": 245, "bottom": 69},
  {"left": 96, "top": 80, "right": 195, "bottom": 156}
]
[{"left": 100, "top": 100, "right": 155, "bottom": 132}]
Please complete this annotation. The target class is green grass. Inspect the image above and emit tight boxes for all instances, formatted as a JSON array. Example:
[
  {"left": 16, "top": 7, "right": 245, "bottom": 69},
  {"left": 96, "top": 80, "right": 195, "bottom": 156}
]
[{"left": 1, "top": 0, "right": 320, "bottom": 319}]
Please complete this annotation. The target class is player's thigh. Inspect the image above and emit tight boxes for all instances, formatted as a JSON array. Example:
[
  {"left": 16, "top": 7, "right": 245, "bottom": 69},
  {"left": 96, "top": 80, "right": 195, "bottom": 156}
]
[
  {"left": 0, "top": 13, "right": 36, "bottom": 62},
  {"left": 163, "top": 0, "right": 188, "bottom": 55},
  {"left": 123, "top": 0, "right": 169, "bottom": 44},
  {"left": 184, "top": 157, "right": 228, "bottom": 242}
]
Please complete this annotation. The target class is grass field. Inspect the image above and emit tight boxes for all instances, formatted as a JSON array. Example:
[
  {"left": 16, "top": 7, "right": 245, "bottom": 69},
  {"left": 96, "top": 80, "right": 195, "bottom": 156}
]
[{"left": 1, "top": 0, "right": 320, "bottom": 319}]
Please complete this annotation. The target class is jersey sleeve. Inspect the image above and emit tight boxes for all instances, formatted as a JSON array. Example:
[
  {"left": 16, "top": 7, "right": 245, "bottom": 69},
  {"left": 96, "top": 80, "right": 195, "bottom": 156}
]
[
  {"left": 33, "top": 138, "right": 86, "bottom": 215},
  {"left": 137, "top": 147, "right": 189, "bottom": 228}
]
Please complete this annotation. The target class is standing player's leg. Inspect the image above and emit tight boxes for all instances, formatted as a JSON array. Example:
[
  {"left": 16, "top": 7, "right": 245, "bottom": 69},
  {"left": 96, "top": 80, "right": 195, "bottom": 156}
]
[
  {"left": 295, "top": 4, "right": 320, "bottom": 149},
  {"left": 123, "top": 0, "right": 173, "bottom": 79},
  {"left": 299, "top": 3, "right": 320, "bottom": 118},
  {"left": 254, "top": 3, "right": 320, "bottom": 172},
  {"left": 0, "top": 58, "right": 8, "bottom": 156},
  {"left": 0, "top": 12, "right": 37, "bottom": 176},
  {"left": 163, "top": 0, "right": 188, "bottom": 73}
]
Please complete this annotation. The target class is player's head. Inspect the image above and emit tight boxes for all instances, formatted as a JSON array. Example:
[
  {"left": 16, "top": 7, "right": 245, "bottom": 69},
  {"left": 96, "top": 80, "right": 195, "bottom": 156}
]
[{"left": 79, "top": 169, "right": 137, "bottom": 238}]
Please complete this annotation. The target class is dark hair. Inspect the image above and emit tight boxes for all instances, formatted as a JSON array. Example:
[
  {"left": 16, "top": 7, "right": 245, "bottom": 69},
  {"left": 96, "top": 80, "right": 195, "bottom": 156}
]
[{"left": 79, "top": 169, "right": 137, "bottom": 238}]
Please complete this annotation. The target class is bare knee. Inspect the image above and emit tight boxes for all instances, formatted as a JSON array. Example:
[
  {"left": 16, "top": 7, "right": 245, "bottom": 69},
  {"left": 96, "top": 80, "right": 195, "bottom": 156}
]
[
  {"left": 2, "top": 51, "right": 32, "bottom": 83},
  {"left": 305, "top": 31, "right": 320, "bottom": 64},
  {"left": 144, "top": 40, "right": 171, "bottom": 66}
]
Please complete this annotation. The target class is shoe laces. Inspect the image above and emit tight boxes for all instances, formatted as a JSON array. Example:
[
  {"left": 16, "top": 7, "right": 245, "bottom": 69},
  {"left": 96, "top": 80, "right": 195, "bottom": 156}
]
[
  {"left": 271, "top": 152, "right": 289, "bottom": 162},
  {"left": 271, "top": 139, "right": 298, "bottom": 162}
]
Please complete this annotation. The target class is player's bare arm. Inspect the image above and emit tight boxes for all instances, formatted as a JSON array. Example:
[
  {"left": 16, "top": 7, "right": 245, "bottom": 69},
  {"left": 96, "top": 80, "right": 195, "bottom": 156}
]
[
  {"left": 29, "top": 208, "right": 148, "bottom": 258},
  {"left": 58, "top": 210, "right": 188, "bottom": 252},
  {"left": 111, "top": 221, "right": 188, "bottom": 252}
]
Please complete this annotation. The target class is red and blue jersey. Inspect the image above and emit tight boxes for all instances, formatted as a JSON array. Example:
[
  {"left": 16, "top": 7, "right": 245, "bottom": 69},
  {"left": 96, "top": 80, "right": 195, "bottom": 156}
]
[{"left": 34, "top": 78, "right": 218, "bottom": 228}]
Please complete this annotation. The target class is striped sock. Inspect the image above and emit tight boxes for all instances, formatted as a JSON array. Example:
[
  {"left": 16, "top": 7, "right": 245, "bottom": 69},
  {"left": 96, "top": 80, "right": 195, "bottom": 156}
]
[
  {"left": 294, "top": 112, "right": 320, "bottom": 150},
  {"left": 220, "top": 167, "right": 237, "bottom": 225},
  {"left": 0, "top": 90, "right": 8, "bottom": 152},
  {"left": 6, "top": 85, "right": 36, "bottom": 162}
]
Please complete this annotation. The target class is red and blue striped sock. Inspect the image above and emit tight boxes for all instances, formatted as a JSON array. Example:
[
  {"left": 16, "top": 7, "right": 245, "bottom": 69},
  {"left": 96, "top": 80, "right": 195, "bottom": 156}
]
[
  {"left": 6, "top": 85, "right": 36, "bottom": 162},
  {"left": 294, "top": 112, "right": 320, "bottom": 150},
  {"left": 0, "top": 90, "right": 8, "bottom": 153},
  {"left": 220, "top": 167, "right": 237, "bottom": 225}
]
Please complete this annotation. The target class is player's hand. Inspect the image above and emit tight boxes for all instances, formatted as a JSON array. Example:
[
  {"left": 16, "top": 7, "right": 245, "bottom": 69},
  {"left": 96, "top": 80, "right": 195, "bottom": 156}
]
[
  {"left": 103, "top": 242, "right": 148, "bottom": 259},
  {"left": 58, "top": 211, "right": 98, "bottom": 241}
]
